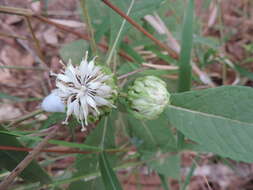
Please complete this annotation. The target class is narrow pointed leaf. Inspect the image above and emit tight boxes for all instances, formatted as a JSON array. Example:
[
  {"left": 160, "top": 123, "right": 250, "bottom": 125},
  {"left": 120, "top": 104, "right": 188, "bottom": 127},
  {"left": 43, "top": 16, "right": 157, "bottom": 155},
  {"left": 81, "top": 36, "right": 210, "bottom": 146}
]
[
  {"left": 158, "top": 174, "right": 170, "bottom": 190},
  {"left": 98, "top": 151, "right": 123, "bottom": 190},
  {"left": 178, "top": 0, "right": 194, "bottom": 92}
]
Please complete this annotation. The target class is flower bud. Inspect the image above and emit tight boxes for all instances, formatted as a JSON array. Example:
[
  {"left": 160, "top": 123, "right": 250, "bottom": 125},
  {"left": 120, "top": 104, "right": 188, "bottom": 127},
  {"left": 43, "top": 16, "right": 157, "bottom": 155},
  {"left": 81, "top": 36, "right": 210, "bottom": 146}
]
[
  {"left": 41, "top": 90, "right": 65, "bottom": 113},
  {"left": 127, "top": 75, "right": 170, "bottom": 120}
]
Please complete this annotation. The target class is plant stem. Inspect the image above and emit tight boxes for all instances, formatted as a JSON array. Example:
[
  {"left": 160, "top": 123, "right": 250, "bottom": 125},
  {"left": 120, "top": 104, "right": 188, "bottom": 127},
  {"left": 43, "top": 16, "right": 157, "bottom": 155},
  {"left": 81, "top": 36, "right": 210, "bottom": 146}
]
[
  {"left": 25, "top": 16, "right": 49, "bottom": 95},
  {"left": 25, "top": 16, "right": 45, "bottom": 63},
  {"left": 0, "top": 32, "right": 28, "bottom": 40},
  {"left": 181, "top": 156, "right": 199, "bottom": 190},
  {"left": 106, "top": 0, "right": 135, "bottom": 65},
  {"left": 217, "top": 1, "right": 227, "bottom": 85},
  {"left": 80, "top": 0, "right": 97, "bottom": 54}
]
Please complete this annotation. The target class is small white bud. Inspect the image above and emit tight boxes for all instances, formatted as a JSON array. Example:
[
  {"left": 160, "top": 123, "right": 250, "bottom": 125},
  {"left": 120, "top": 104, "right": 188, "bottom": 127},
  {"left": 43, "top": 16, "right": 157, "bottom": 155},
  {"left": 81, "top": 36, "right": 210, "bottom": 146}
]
[
  {"left": 127, "top": 75, "right": 170, "bottom": 120},
  {"left": 41, "top": 90, "right": 65, "bottom": 113}
]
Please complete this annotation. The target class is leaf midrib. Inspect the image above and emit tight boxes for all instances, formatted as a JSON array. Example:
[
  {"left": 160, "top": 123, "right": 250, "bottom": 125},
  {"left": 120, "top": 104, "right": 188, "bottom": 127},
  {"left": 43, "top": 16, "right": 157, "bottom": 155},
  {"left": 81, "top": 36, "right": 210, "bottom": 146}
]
[
  {"left": 100, "top": 153, "right": 118, "bottom": 190},
  {"left": 168, "top": 105, "right": 253, "bottom": 126}
]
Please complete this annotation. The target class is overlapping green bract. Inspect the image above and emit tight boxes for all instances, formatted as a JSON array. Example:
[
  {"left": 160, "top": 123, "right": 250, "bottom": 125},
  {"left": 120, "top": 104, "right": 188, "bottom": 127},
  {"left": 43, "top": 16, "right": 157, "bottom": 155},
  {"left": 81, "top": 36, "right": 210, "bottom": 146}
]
[{"left": 127, "top": 76, "right": 170, "bottom": 120}]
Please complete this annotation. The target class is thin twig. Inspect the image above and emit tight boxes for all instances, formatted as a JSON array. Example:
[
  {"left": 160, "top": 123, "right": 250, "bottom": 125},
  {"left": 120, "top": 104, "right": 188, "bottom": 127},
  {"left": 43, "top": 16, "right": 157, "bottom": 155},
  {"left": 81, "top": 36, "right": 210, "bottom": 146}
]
[
  {"left": 142, "top": 63, "right": 178, "bottom": 70},
  {"left": 25, "top": 16, "right": 49, "bottom": 95},
  {"left": 25, "top": 16, "right": 45, "bottom": 63},
  {"left": 0, "top": 6, "right": 33, "bottom": 16},
  {"left": 0, "top": 126, "right": 59, "bottom": 190},
  {"left": 0, "top": 32, "right": 28, "bottom": 40}
]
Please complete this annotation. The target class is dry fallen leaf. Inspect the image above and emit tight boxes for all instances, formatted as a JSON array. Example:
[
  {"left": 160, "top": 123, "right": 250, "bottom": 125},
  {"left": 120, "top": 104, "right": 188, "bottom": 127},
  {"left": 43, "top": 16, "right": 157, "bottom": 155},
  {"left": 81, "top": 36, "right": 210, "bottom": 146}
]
[
  {"left": 5, "top": 15, "right": 23, "bottom": 25},
  {"left": 0, "top": 103, "right": 22, "bottom": 121},
  {"left": 0, "top": 61, "right": 12, "bottom": 83},
  {"left": 21, "top": 53, "right": 34, "bottom": 67},
  {"left": 0, "top": 46, "right": 22, "bottom": 83},
  {"left": 43, "top": 28, "right": 58, "bottom": 46},
  {"left": 30, "top": 1, "right": 41, "bottom": 13}
]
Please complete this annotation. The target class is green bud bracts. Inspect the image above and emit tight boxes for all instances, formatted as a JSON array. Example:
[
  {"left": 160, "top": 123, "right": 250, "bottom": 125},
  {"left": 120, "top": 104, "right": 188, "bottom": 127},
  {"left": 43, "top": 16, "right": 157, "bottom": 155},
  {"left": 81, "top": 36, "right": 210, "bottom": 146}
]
[{"left": 127, "top": 75, "right": 170, "bottom": 120}]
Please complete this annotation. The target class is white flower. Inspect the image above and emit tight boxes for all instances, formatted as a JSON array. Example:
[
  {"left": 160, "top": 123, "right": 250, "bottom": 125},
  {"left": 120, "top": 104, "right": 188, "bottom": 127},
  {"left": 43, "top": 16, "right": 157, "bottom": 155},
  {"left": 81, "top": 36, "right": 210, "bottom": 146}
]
[
  {"left": 47, "top": 52, "right": 117, "bottom": 131},
  {"left": 127, "top": 75, "right": 170, "bottom": 120}
]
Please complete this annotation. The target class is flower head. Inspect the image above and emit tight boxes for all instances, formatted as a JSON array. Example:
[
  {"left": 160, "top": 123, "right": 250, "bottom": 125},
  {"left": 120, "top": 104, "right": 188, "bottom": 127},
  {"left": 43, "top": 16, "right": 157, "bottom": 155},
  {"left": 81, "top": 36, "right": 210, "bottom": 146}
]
[
  {"left": 45, "top": 52, "right": 117, "bottom": 131},
  {"left": 127, "top": 75, "right": 170, "bottom": 120}
]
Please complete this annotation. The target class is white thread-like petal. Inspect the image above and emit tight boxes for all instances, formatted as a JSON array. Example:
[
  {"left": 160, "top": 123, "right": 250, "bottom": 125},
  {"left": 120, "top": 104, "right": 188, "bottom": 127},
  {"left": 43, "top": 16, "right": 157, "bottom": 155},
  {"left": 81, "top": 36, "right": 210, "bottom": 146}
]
[
  {"left": 86, "top": 96, "right": 99, "bottom": 114},
  {"left": 46, "top": 52, "right": 116, "bottom": 131}
]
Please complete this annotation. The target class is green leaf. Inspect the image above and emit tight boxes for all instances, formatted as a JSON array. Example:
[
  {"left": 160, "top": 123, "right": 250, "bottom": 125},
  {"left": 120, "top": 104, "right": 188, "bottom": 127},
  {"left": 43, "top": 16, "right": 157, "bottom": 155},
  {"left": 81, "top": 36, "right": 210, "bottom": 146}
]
[
  {"left": 120, "top": 43, "right": 144, "bottom": 63},
  {"left": 142, "top": 151, "right": 180, "bottom": 179},
  {"left": 98, "top": 152, "right": 123, "bottom": 190},
  {"left": 127, "top": 112, "right": 176, "bottom": 151},
  {"left": 117, "top": 62, "right": 139, "bottom": 76},
  {"left": 159, "top": 174, "right": 170, "bottom": 190},
  {"left": 0, "top": 126, "right": 51, "bottom": 184},
  {"left": 75, "top": 113, "right": 117, "bottom": 174},
  {"left": 70, "top": 112, "right": 118, "bottom": 188},
  {"left": 176, "top": 0, "right": 194, "bottom": 147},
  {"left": 107, "top": 0, "right": 164, "bottom": 49},
  {"left": 146, "top": 46, "right": 177, "bottom": 65},
  {"left": 167, "top": 86, "right": 253, "bottom": 162},
  {"left": 126, "top": 113, "right": 178, "bottom": 179},
  {"left": 59, "top": 40, "right": 89, "bottom": 65},
  {"left": 234, "top": 65, "right": 253, "bottom": 81},
  {"left": 85, "top": 0, "right": 164, "bottom": 54},
  {"left": 132, "top": 0, "right": 164, "bottom": 18},
  {"left": 178, "top": 0, "right": 194, "bottom": 92},
  {"left": 12, "top": 182, "right": 41, "bottom": 190}
]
